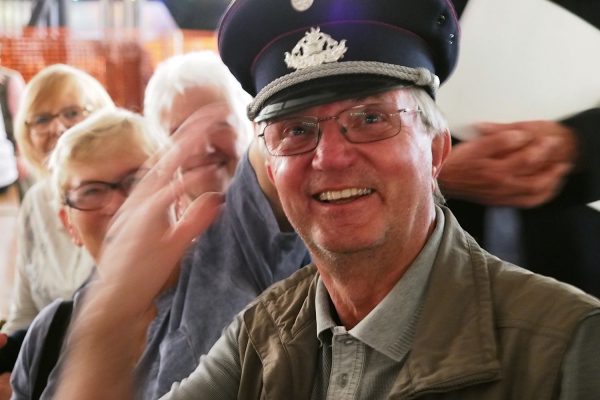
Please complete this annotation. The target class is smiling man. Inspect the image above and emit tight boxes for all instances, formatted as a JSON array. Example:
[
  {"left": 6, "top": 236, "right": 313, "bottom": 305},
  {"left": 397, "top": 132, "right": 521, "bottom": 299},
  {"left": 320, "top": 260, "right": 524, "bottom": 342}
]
[{"left": 56, "top": 0, "right": 600, "bottom": 399}]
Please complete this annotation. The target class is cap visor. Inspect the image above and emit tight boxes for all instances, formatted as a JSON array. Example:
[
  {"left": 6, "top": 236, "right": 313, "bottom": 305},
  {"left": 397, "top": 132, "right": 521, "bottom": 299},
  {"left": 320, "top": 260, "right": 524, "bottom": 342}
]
[{"left": 255, "top": 75, "right": 410, "bottom": 121}]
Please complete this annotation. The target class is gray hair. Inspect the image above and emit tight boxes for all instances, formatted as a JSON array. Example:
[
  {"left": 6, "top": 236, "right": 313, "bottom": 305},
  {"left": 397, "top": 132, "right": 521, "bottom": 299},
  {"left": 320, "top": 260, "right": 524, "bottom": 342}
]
[
  {"left": 143, "top": 51, "right": 253, "bottom": 155},
  {"left": 405, "top": 87, "right": 449, "bottom": 204}
]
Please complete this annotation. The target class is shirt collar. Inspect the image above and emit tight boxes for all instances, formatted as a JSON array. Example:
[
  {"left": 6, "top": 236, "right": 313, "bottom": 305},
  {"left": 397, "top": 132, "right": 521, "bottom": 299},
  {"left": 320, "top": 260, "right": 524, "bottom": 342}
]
[{"left": 316, "top": 206, "right": 445, "bottom": 361}]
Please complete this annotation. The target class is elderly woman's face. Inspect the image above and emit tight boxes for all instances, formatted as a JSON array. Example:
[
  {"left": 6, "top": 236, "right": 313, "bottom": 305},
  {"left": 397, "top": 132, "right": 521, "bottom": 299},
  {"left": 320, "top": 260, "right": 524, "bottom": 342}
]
[
  {"left": 167, "top": 86, "right": 242, "bottom": 199},
  {"left": 59, "top": 148, "right": 149, "bottom": 261},
  {"left": 27, "top": 87, "right": 90, "bottom": 161}
]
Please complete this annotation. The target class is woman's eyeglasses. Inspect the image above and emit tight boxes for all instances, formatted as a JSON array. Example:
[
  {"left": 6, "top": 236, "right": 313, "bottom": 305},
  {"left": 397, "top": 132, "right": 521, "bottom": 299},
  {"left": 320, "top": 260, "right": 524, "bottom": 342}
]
[
  {"left": 64, "top": 169, "right": 146, "bottom": 211},
  {"left": 27, "top": 105, "right": 92, "bottom": 132}
]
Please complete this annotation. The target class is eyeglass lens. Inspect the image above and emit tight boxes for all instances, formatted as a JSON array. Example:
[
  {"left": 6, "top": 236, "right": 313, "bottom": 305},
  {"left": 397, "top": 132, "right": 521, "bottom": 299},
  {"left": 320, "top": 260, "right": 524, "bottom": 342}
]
[
  {"left": 66, "top": 172, "right": 143, "bottom": 211},
  {"left": 29, "top": 106, "right": 88, "bottom": 129},
  {"left": 263, "top": 103, "right": 410, "bottom": 156}
]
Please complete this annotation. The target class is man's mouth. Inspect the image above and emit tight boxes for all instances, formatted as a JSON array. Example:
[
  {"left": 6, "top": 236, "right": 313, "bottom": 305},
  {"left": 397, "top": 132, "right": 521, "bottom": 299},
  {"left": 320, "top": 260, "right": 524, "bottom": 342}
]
[{"left": 316, "top": 188, "right": 373, "bottom": 203}]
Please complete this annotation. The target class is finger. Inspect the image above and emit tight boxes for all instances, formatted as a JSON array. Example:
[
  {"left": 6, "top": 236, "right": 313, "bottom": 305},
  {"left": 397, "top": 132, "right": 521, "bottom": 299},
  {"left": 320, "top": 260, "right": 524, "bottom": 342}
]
[
  {"left": 168, "top": 191, "right": 225, "bottom": 251},
  {"left": 110, "top": 167, "right": 222, "bottom": 241},
  {"left": 488, "top": 162, "right": 571, "bottom": 207},
  {"left": 0, "top": 333, "right": 7, "bottom": 349},
  {"left": 126, "top": 139, "right": 197, "bottom": 204},
  {"left": 104, "top": 173, "right": 187, "bottom": 245},
  {"left": 131, "top": 103, "right": 235, "bottom": 202},
  {"left": 474, "top": 122, "right": 519, "bottom": 135},
  {"left": 461, "top": 129, "right": 533, "bottom": 158},
  {"left": 170, "top": 102, "right": 232, "bottom": 142},
  {"left": 498, "top": 137, "right": 557, "bottom": 175}
]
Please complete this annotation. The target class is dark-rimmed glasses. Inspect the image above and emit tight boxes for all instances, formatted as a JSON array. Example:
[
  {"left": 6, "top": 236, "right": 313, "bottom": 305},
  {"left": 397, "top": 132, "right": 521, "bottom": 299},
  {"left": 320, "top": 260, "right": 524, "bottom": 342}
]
[
  {"left": 64, "top": 169, "right": 146, "bottom": 211},
  {"left": 27, "top": 105, "right": 92, "bottom": 131},
  {"left": 258, "top": 103, "right": 422, "bottom": 156}
]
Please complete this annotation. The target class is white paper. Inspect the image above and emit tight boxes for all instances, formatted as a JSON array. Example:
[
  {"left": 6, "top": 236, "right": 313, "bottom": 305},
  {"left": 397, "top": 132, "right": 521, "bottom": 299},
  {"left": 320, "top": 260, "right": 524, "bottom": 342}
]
[{"left": 437, "top": 0, "right": 600, "bottom": 140}]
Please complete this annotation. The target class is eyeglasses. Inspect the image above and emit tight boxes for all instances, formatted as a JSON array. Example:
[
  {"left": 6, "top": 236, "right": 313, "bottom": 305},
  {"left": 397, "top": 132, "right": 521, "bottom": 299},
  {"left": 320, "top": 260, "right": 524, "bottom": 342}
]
[
  {"left": 258, "top": 103, "right": 422, "bottom": 157},
  {"left": 64, "top": 169, "right": 146, "bottom": 211},
  {"left": 27, "top": 105, "right": 92, "bottom": 131}
]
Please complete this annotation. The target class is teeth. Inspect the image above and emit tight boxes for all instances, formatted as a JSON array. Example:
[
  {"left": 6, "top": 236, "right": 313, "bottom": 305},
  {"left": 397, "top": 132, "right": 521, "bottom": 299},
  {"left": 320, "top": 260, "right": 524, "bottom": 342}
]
[{"left": 318, "top": 188, "right": 372, "bottom": 202}]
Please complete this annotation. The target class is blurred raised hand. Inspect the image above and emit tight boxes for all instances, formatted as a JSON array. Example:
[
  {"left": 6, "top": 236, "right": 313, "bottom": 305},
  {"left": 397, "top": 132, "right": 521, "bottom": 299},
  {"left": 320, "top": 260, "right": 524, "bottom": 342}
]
[{"left": 55, "top": 103, "right": 231, "bottom": 400}]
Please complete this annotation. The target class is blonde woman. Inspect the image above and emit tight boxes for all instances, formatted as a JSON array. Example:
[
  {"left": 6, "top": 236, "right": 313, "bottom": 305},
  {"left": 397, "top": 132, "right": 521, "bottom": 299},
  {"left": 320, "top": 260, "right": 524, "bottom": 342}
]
[
  {"left": 2, "top": 65, "right": 113, "bottom": 335},
  {"left": 11, "top": 108, "right": 164, "bottom": 399}
]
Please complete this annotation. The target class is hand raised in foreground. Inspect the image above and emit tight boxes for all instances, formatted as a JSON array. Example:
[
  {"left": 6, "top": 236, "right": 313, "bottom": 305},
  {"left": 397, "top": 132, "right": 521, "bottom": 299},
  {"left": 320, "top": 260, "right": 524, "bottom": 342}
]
[{"left": 55, "top": 103, "right": 230, "bottom": 400}]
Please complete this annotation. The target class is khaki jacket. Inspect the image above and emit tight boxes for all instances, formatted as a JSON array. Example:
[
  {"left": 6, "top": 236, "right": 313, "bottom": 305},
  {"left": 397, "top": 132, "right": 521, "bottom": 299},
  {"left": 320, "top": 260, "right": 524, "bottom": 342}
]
[{"left": 237, "top": 208, "right": 600, "bottom": 399}]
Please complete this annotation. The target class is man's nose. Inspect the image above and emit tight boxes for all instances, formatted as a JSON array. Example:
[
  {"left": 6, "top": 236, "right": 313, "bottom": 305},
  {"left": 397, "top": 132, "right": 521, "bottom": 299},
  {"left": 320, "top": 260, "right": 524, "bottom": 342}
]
[{"left": 311, "top": 119, "right": 356, "bottom": 170}]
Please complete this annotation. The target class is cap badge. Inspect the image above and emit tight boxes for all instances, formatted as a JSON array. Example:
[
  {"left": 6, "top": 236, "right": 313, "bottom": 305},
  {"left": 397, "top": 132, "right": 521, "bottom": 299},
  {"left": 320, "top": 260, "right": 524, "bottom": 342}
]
[{"left": 284, "top": 27, "right": 347, "bottom": 70}]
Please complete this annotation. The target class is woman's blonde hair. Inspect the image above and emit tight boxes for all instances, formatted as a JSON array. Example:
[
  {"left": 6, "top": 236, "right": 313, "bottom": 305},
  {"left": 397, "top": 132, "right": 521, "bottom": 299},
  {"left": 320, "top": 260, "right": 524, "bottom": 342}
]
[
  {"left": 48, "top": 108, "right": 166, "bottom": 207},
  {"left": 14, "top": 64, "right": 114, "bottom": 178}
]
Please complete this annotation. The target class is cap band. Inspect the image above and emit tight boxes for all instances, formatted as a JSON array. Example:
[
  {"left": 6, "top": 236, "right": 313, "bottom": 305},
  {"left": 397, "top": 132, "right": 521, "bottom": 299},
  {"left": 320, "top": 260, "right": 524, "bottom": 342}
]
[{"left": 248, "top": 61, "right": 439, "bottom": 120}]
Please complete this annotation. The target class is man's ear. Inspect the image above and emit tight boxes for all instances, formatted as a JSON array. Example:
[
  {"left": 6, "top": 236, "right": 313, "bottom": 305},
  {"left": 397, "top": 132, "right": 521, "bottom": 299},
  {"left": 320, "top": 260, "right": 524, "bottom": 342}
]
[
  {"left": 58, "top": 207, "right": 83, "bottom": 247},
  {"left": 266, "top": 160, "right": 275, "bottom": 185},
  {"left": 431, "top": 129, "right": 451, "bottom": 178}
]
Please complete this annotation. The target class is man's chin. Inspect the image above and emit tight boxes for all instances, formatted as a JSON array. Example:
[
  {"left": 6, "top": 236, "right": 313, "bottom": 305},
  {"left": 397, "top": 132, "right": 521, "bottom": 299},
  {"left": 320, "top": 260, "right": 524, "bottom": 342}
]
[{"left": 307, "top": 232, "right": 385, "bottom": 258}]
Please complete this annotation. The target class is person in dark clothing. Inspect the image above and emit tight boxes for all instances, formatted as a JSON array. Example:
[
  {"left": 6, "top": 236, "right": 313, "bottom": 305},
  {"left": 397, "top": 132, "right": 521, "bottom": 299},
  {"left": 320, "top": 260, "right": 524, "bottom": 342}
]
[{"left": 441, "top": 0, "right": 600, "bottom": 296}]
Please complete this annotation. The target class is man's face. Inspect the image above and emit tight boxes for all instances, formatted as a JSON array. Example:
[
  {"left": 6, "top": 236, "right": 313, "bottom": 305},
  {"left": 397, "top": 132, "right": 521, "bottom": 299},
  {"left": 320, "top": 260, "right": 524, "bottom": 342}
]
[{"left": 266, "top": 88, "right": 449, "bottom": 261}]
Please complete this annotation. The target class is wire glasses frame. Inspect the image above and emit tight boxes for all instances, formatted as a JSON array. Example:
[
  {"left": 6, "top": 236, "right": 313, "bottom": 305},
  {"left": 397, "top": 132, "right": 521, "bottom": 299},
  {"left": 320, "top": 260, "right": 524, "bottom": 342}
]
[{"left": 258, "top": 103, "right": 422, "bottom": 156}]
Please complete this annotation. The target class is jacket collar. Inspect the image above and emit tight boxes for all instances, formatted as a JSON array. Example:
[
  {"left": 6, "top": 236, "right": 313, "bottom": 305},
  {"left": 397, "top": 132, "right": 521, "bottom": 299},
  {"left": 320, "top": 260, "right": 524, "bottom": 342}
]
[
  {"left": 315, "top": 207, "right": 446, "bottom": 362},
  {"left": 253, "top": 207, "right": 502, "bottom": 398},
  {"left": 391, "top": 207, "right": 501, "bottom": 397}
]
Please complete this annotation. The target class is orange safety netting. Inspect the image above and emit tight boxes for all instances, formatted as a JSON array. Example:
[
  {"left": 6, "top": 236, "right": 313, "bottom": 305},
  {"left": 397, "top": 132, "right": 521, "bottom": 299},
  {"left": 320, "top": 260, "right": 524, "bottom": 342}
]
[{"left": 0, "top": 28, "right": 217, "bottom": 111}]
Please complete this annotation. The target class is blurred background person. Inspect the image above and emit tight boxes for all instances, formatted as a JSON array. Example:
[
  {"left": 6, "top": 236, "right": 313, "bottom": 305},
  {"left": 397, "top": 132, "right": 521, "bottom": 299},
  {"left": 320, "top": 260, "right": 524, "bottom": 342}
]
[
  {"left": 1, "top": 65, "right": 113, "bottom": 353},
  {"left": 10, "top": 108, "right": 164, "bottom": 400},
  {"left": 0, "top": 113, "right": 19, "bottom": 323},
  {"left": 0, "top": 113, "right": 20, "bottom": 400},
  {"left": 0, "top": 99, "right": 20, "bottom": 400},
  {"left": 0, "top": 64, "right": 27, "bottom": 194},
  {"left": 144, "top": 50, "right": 251, "bottom": 199}
]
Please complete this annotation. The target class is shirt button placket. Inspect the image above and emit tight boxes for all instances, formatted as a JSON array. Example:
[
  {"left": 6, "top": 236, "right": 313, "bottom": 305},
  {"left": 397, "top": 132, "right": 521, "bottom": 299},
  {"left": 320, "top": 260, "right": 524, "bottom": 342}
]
[{"left": 326, "top": 331, "right": 363, "bottom": 400}]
